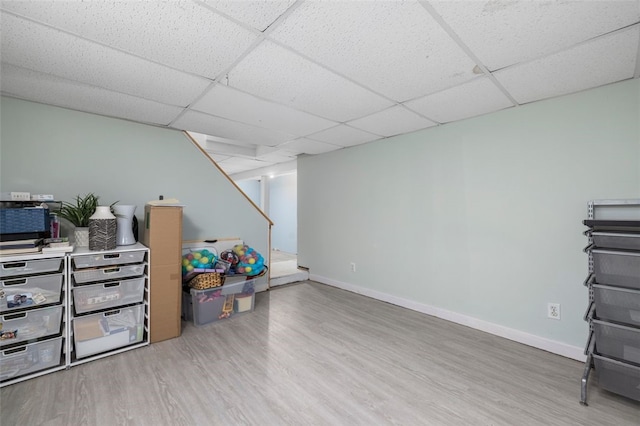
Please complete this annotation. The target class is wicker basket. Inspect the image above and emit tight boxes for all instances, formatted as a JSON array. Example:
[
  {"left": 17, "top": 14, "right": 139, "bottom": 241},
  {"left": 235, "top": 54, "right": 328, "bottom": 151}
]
[{"left": 187, "top": 272, "right": 224, "bottom": 290}]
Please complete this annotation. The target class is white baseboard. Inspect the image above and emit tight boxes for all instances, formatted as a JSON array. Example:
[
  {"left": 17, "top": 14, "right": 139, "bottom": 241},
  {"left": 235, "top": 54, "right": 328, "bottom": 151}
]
[{"left": 309, "top": 274, "right": 586, "bottom": 362}]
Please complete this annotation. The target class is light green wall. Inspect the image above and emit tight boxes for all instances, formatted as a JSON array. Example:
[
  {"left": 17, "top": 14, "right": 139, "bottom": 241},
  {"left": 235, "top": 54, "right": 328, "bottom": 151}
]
[
  {"left": 298, "top": 79, "right": 640, "bottom": 349},
  {"left": 0, "top": 97, "right": 269, "bottom": 259}
]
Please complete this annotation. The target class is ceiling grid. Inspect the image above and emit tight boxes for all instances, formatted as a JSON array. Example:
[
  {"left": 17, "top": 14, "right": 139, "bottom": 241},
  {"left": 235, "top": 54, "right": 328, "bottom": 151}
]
[{"left": 0, "top": 0, "right": 638, "bottom": 176}]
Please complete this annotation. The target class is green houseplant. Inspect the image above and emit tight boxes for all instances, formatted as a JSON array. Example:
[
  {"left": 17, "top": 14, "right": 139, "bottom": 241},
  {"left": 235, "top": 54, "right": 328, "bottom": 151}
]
[
  {"left": 57, "top": 193, "right": 100, "bottom": 227},
  {"left": 57, "top": 193, "right": 117, "bottom": 247}
]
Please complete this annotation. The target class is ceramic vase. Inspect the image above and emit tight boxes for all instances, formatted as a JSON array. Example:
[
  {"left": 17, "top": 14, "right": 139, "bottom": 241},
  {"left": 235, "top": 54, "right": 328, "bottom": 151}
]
[
  {"left": 88, "top": 206, "right": 117, "bottom": 251},
  {"left": 113, "top": 204, "right": 137, "bottom": 246},
  {"left": 74, "top": 227, "right": 89, "bottom": 247}
]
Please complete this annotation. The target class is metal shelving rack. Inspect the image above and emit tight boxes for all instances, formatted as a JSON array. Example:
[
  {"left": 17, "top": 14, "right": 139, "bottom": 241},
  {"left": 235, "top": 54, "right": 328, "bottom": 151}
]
[{"left": 580, "top": 199, "right": 640, "bottom": 405}]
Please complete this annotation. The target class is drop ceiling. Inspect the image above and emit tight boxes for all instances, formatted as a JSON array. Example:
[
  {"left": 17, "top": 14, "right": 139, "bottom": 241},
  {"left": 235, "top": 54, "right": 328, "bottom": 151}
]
[{"left": 1, "top": 1, "right": 639, "bottom": 178}]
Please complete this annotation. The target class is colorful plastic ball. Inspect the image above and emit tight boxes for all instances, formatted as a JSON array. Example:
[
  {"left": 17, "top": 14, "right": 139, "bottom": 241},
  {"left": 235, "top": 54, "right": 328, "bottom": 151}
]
[
  {"left": 200, "top": 256, "right": 209, "bottom": 265},
  {"left": 191, "top": 259, "right": 199, "bottom": 266},
  {"left": 186, "top": 264, "right": 194, "bottom": 272},
  {"left": 244, "top": 266, "right": 252, "bottom": 273},
  {"left": 193, "top": 252, "right": 202, "bottom": 260},
  {"left": 182, "top": 258, "right": 190, "bottom": 267},
  {"left": 248, "top": 258, "right": 255, "bottom": 264}
]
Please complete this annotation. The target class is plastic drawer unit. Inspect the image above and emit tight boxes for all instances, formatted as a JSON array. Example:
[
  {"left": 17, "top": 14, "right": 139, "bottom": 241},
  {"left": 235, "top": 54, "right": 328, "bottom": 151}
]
[
  {"left": 1, "top": 274, "right": 64, "bottom": 313},
  {"left": 69, "top": 244, "right": 149, "bottom": 364},
  {"left": 0, "top": 337, "right": 63, "bottom": 382},
  {"left": 73, "top": 305, "right": 144, "bottom": 359},
  {"left": 0, "top": 305, "right": 63, "bottom": 347},
  {"left": 72, "top": 277, "right": 145, "bottom": 314},
  {"left": 184, "top": 277, "right": 255, "bottom": 326}
]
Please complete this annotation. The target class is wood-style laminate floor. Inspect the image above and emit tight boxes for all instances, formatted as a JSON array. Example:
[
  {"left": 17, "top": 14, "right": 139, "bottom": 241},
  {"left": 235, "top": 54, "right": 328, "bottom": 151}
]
[{"left": 2, "top": 281, "right": 639, "bottom": 425}]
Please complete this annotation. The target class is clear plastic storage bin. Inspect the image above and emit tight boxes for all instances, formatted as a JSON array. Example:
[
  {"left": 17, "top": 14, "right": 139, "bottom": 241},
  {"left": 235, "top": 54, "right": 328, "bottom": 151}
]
[
  {"left": 0, "top": 305, "right": 63, "bottom": 346},
  {"left": 72, "top": 251, "right": 146, "bottom": 269},
  {"left": 73, "top": 304, "right": 144, "bottom": 358},
  {"left": 185, "top": 277, "right": 255, "bottom": 326},
  {"left": 0, "top": 337, "right": 63, "bottom": 382},
  {"left": 72, "top": 264, "right": 146, "bottom": 285},
  {"left": 72, "top": 277, "right": 145, "bottom": 314},
  {"left": 0, "top": 257, "right": 64, "bottom": 278},
  {"left": 1, "top": 274, "right": 64, "bottom": 313}
]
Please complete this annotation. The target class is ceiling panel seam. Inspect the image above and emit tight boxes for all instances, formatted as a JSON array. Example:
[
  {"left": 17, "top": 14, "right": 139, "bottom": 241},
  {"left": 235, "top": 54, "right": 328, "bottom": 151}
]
[
  {"left": 418, "top": 1, "right": 519, "bottom": 107},
  {"left": 264, "top": 36, "right": 439, "bottom": 123}
]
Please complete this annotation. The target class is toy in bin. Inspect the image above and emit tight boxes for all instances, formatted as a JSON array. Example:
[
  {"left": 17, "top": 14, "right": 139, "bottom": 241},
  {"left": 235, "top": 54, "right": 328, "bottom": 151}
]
[
  {"left": 231, "top": 244, "right": 265, "bottom": 276},
  {"left": 181, "top": 248, "right": 217, "bottom": 277}
]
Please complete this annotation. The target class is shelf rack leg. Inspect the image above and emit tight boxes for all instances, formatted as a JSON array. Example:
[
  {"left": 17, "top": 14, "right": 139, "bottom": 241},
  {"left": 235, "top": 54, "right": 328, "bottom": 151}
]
[{"left": 580, "top": 354, "right": 593, "bottom": 406}]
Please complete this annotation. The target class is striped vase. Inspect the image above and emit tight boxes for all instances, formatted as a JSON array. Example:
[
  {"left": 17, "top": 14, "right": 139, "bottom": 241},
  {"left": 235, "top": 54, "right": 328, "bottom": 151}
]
[{"left": 88, "top": 206, "right": 117, "bottom": 251}]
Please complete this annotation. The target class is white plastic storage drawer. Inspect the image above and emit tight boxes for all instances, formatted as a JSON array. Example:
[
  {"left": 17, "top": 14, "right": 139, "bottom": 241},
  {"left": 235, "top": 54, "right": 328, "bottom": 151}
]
[
  {"left": 72, "top": 264, "right": 146, "bottom": 285},
  {"left": 0, "top": 305, "right": 63, "bottom": 347},
  {"left": 1, "top": 274, "right": 64, "bottom": 313},
  {"left": 0, "top": 257, "right": 63, "bottom": 279},
  {"left": 73, "top": 277, "right": 145, "bottom": 314},
  {"left": 73, "top": 304, "right": 144, "bottom": 359},
  {"left": 0, "top": 337, "right": 63, "bottom": 382},
  {"left": 72, "top": 251, "right": 146, "bottom": 269},
  {"left": 591, "top": 249, "right": 640, "bottom": 289},
  {"left": 593, "top": 354, "right": 640, "bottom": 402},
  {"left": 593, "top": 284, "right": 640, "bottom": 327},
  {"left": 592, "top": 319, "right": 640, "bottom": 364}
]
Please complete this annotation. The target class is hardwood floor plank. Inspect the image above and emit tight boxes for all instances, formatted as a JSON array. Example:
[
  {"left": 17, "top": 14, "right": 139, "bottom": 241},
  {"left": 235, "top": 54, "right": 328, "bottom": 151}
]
[{"left": 1, "top": 281, "right": 638, "bottom": 425}]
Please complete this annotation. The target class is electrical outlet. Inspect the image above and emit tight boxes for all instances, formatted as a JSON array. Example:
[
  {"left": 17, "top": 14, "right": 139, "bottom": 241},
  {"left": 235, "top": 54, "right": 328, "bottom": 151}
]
[
  {"left": 350, "top": 262, "right": 356, "bottom": 272},
  {"left": 548, "top": 303, "right": 561, "bottom": 320}
]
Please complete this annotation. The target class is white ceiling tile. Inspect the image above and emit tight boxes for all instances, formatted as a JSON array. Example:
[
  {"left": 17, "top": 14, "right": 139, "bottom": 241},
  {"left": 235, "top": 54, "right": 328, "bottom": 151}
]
[
  {"left": 307, "top": 125, "right": 382, "bottom": 147},
  {"left": 276, "top": 138, "right": 342, "bottom": 156},
  {"left": 404, "top": 77, "right": 514, "bottom": 123},
  {"left": 172, "top": 110, "right": 296, "bottom": 146},
  {"left": 191, "top": 84, "right": 338, "bottom": 136},
  {"left": 348, "top": 106, "right": 437, "bottom": 138},
  {"left": 256, "top": 151, "right": 298, "bottom": 163},
  {"left": 1, "top": 1, "right": 257, "bottom": 78},
  {"left": 227, "top": 40, "right": 394, "bottom": 121},
  {"left": 494, "top": 26, "right": 639, "bottom": 105},
  {"left": 201, "top": 0, "right": 297, "bottom": 32},
  {"left": 0, "top": 13, "right": 210, "bottom": 107},
  {"left": 0, "top": 64, "right": 183, "bottom": 126},
  {"left": 430, "top": 0, "right": 640, "bottom": 71},
  {"left": 207, "top": 152, "right": 233, "bottom": 163},
  {"left": 217, "top": 157, "right": 274, "bottom": 174},
  {"left": 269, "top": 1, "right": 477, "bottom": 101}
]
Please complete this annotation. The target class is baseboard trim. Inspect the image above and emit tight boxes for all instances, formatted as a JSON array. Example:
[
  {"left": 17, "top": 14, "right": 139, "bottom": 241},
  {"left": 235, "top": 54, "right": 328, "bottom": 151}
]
[{"left": 309, "top": 274, "right": 586, "bottom": 362}]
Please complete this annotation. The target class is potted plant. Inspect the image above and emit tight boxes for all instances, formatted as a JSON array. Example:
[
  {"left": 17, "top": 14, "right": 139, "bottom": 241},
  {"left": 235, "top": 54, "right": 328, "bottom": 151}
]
[
  {"left": 57, "top": 193, "right": 114, "bottom": 247},
  {"left": 57, "top": 193, "right": 100, "bottom": 229}
]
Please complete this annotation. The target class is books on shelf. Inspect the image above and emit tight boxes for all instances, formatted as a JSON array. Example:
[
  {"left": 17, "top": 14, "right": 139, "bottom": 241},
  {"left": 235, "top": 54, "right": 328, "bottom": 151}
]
[
  {"left": 41, "top": 244, "right": 74, "bottom": 254},
  {"left": 44, "top": 237, "right": 69, "bottom": 248},
  {"left": 0, "top": 238, "right": 43, "bottom": 249},
  {"left": 0, "top": 246, "right": 42, "bottom": 256}
]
